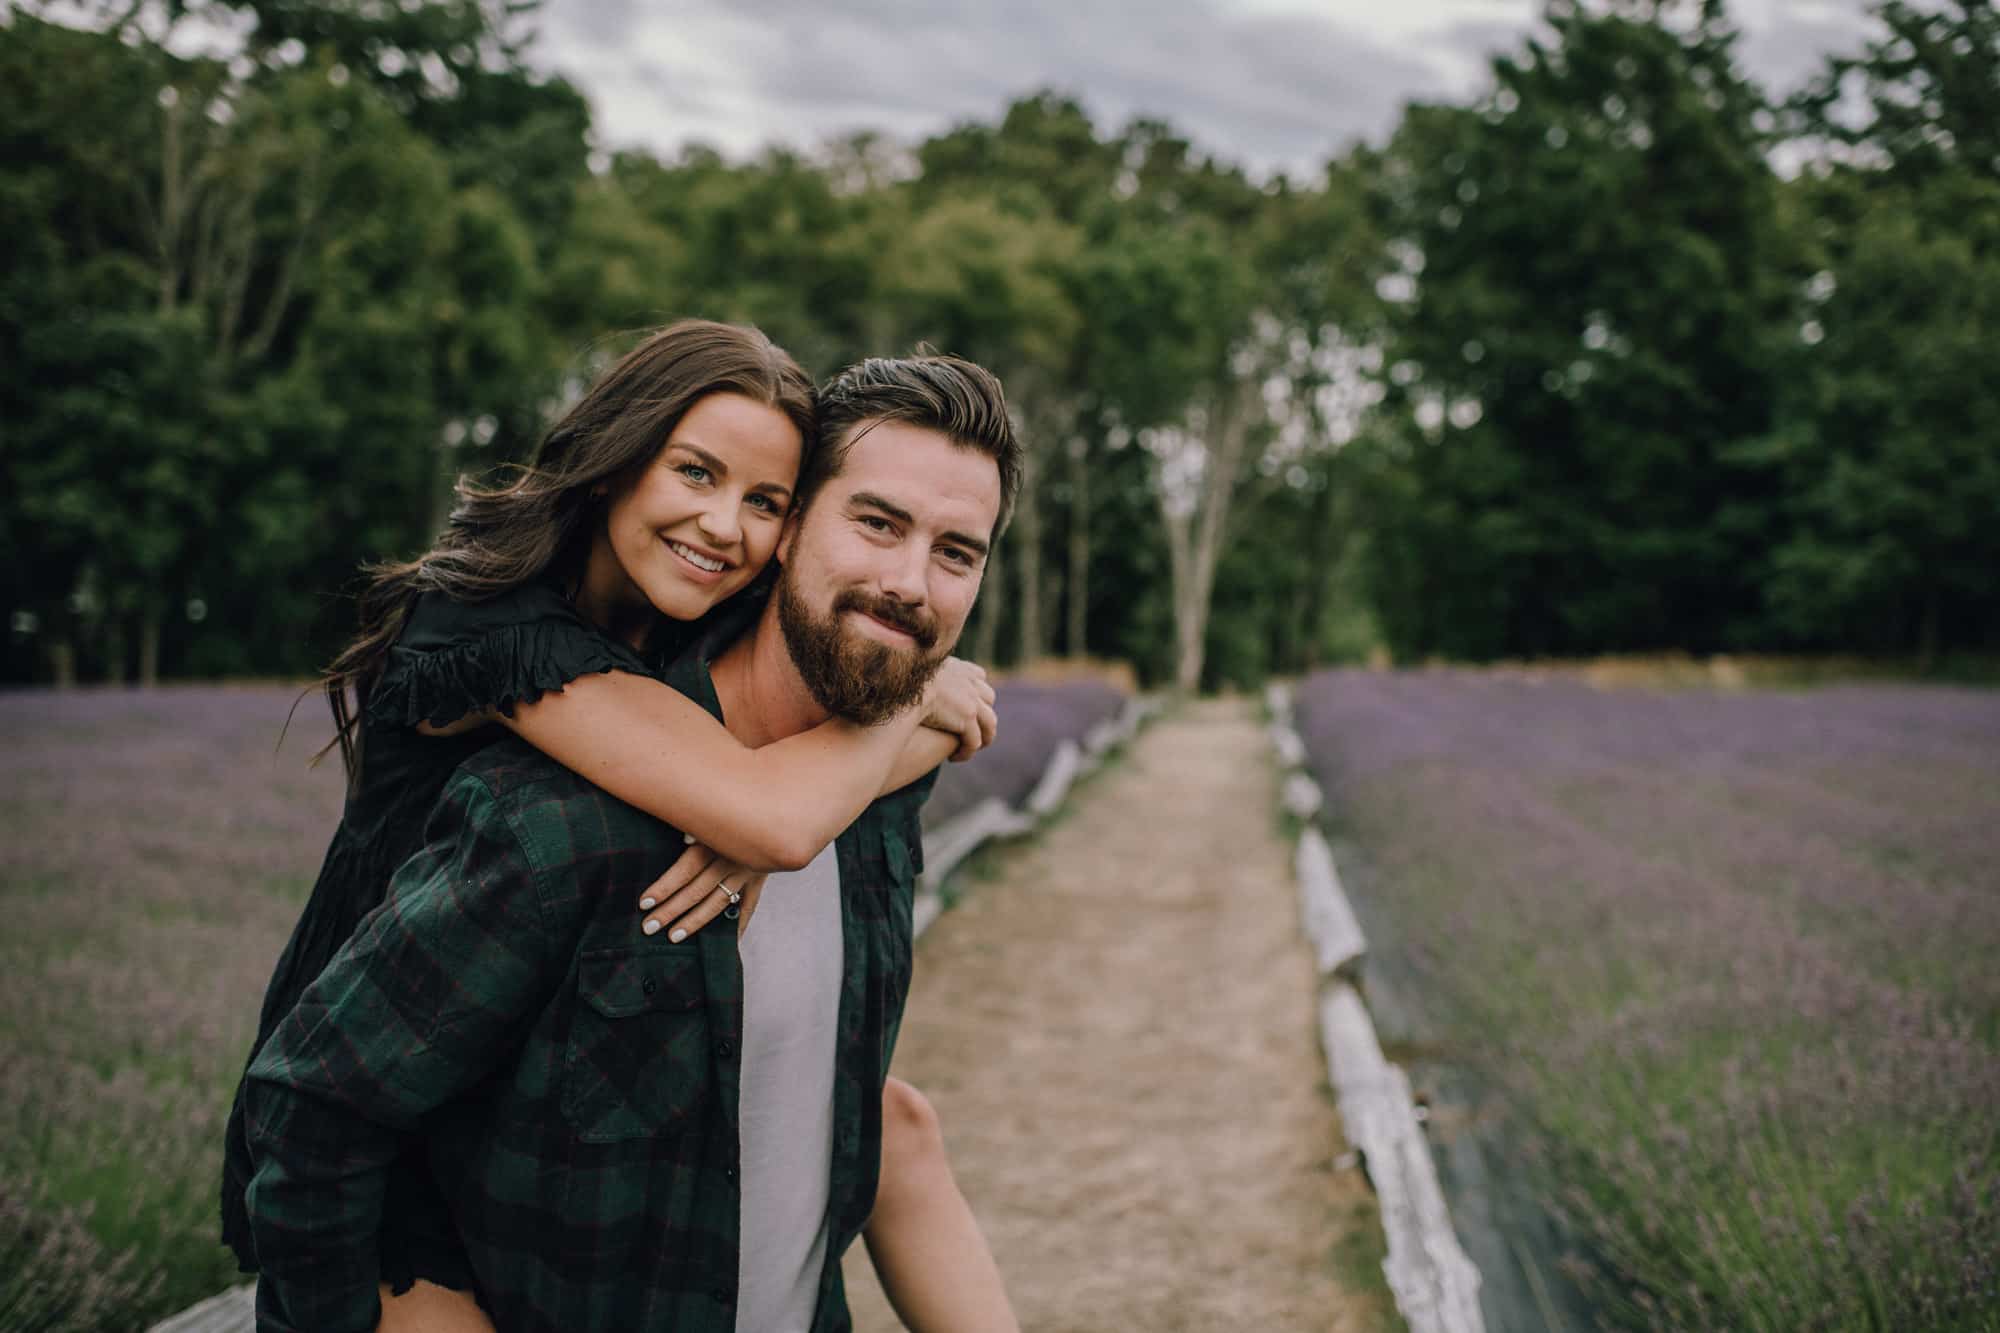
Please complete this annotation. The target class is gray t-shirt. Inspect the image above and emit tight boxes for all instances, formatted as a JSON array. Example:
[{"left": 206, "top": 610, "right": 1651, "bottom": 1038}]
[{"left": 735, "top": 842, "right": 844, "bottom": 1333}]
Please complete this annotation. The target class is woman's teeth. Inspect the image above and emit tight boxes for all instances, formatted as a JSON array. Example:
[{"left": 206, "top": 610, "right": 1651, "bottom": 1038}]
[{"left": 670, "top": 540, "right": 726, "bottom": 573}]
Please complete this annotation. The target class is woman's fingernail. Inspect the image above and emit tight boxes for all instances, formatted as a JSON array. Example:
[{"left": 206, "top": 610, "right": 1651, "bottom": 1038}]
[
  {"left": 640, "top": 897, "right": 656, "bottom": 910},
  {"left": 669, "top": 928, "right": 687, "bottom": 943},
  {"left": 684, "top": 832, "right": 696, "bottom": 843},
  {"left": 642, "top": 919, "right": 661, "bottom": 936}
]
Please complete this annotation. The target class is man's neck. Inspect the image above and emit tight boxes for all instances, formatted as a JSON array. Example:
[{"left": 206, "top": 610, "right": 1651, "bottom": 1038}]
[{"left": 708, "top": 600, "right": 830, "bottom": 749}]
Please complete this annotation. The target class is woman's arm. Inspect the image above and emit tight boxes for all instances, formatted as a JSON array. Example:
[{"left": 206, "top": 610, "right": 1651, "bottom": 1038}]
[
  {"left": 422, "top": 659, "right": 995, "bottom": 872},
  {"left": 882, "top": 679, "right": 996, "bottom": 794},
  {"left": 635, "top": 667, "right": 998, "bottom": 941},
  {"left": 494, "top": 669, "right": 916, "bottom": 871}
]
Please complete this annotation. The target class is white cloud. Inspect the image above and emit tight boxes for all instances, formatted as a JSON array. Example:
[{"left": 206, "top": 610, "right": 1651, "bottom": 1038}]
[{"left": 532, "top": 0, "right": 1881, "bottom": 173}]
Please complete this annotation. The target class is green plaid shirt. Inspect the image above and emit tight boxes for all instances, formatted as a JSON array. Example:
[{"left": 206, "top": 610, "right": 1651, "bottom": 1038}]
[{"left": 242, "top": 648, "right": 934, "bottom": 1333}]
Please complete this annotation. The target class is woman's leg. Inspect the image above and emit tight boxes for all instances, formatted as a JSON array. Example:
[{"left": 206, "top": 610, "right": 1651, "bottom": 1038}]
[
  {"left": 375, "top": 1281, "right": 494, "bottom": 1333},
  {"left": 863, "top": 1077, "right": 1019, "bottom": 1333}
]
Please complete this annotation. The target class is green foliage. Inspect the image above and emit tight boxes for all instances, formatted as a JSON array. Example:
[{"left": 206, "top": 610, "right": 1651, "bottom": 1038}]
[
  {"left": 5, "top": 0, "right": 1996, "bottom": 690},
  {"left": 1364, "top": 1, "right": 1789, "bottom": 659},
  {"left": 1754, "top": 169, "right": 2000, "bottom": 656}
]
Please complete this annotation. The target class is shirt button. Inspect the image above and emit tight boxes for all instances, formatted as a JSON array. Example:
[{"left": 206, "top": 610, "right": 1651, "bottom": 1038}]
[
  {"left": 724, "top": 1164, "right": 739, "bottom": 1183},
  {"left": 717, "top": 1040, "right": 734, "bottom": 1060},
  {"left": 711, "top": 1286, "right": 734, "bottom": 1306},
  {"left": 641, "top": 978, "right": 657, "bottom": 996}
]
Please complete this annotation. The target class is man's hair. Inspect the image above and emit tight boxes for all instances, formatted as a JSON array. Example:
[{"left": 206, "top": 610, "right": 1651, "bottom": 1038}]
[{"left": 803, "top": 352, "right": 1021, "bottom": 537}]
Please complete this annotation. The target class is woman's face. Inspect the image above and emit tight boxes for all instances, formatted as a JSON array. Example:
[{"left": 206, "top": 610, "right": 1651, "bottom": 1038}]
[{"left": 580, "top": 391, "right": 804, "bottom": 637}]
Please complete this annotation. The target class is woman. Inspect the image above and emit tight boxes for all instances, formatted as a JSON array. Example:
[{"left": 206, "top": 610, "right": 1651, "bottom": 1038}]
[{"left": 223, "top": 320, "right": 1017, "bottom": 1332}]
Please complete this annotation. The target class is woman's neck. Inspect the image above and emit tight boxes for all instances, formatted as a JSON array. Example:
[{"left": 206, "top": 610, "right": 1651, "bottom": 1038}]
[{"left": 571, "top": 548, "right": 653, "bottom": 651}]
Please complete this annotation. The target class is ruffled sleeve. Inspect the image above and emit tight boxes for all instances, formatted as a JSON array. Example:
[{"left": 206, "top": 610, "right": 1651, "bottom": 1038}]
[{"left": 366, "top": 581, "right": 652, "bottom": 731}]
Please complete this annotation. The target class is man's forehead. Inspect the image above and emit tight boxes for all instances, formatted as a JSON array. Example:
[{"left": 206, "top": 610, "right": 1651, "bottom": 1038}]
[{"left": 832, "top": 421, "right": 1001, "bottom": 529}]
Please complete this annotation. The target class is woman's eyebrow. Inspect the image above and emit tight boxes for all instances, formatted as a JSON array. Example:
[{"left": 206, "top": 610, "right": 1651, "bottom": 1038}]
[
  {"left": 667, "top": 442, "right": 729, "bottom": 475},
  {"left": 669, "top": 441, "right": 791, "bottom": 498}
]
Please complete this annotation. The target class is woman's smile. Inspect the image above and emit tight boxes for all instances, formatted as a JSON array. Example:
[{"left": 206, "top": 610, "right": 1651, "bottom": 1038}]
[{"left": 664, "top": 536, "right": 732, "bottom": 577}]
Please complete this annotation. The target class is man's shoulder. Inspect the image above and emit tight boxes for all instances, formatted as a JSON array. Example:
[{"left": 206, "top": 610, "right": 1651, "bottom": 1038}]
[
  {"left": 452, "top": 734, "right": 586, "bottom": 803},
  {"left": 447, "top": 738, "right": 678, "bottom": 860}
]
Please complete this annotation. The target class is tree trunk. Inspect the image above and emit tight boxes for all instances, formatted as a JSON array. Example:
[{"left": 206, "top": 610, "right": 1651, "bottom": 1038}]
[
  {"left": 104, "top": 619, "right": 128, "bottom": 686},
  {"left": 1162, "top": 508, "right": 1205, "bottom": 693},
  {"left": 972, "top": 550, "right": 1002, "bottom": 665},
  {"left": 138, "top": 604, "right": 163, "bottom": 688},
  {"left": 1157, "top": 382, "right": 1259, "bottom": 694},
  {"left": 1294, "top": 472, "right": 1340, "bottom": 671},
  {"left": 1174, "top": 586, "right": 1209, "bottom": 692},
  {"left": 1012, "top": 451, "right": 1042, "bottom": 665},
  {"left": 50, "top": 636, "right": 76, "bottom": 691},
  {"left": 1065, "top": 436, "right": 1090, "bottom": 657},
  {"left": 1918, "top": 586, "right": 1941, "bottom": 668}
]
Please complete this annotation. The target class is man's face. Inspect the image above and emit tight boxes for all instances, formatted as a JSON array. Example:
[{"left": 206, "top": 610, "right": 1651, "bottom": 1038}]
[{"left": 775, "top": 419, "right": 1001, "bottom": 723}]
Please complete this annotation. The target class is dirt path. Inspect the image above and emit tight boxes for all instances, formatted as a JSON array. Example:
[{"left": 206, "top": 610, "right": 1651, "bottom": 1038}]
[{"left": 842, "top": 698, "right": 1395, "bottom": 1333}]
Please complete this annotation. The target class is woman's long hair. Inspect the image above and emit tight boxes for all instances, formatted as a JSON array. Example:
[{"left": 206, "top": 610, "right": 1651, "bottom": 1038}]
[{"left": 322, "top": 319, "right": 816, "bottom": 781}]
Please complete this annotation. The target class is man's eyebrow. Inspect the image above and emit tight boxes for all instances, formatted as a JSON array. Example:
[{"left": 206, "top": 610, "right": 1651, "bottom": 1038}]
[
  {"left": 849, "top": 490, "right": 990, "bottom": 559},
  {"left": 669, "top": 441, "right": 791, "bottom": 498},
  {"left": 848, "top": 491, "right": 914, "bottom": 526},
  {"left": 943, "top": 528, "right": 991, "bottom": 560}
]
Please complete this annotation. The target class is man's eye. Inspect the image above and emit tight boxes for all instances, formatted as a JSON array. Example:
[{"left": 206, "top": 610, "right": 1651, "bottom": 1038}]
[
  {"left": 861, "top": 515, "right": 892, "bottom": 532},
  {"left": 938, "top": 547, "right": 973, "bottom": 567}
]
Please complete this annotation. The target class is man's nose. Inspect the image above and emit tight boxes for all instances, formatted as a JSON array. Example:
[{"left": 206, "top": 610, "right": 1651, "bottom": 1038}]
[{"left": 875, "top": 540, "right": 929, "bottom": 606}]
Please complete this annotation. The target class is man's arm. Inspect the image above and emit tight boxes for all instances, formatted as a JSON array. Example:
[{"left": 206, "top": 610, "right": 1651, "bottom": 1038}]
[{"left": 243, "top": 772, "right": 555, "bottom": 1333}]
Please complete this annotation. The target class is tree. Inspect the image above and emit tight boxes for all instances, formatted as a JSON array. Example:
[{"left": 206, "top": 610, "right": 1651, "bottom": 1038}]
[
  {"left": 1755, "top": 0, "right": 2000, "bottom": 658},
  {"left": 1793, "top": 0, "right": 2000, "bottom": 190},
  {"left": 1364, "top": 0, "right": 1788, "bottom": 659}
]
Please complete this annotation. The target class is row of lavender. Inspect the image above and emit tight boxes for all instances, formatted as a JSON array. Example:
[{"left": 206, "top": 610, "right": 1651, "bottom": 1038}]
[
  {"left": 1292, "top": 669, "right": 2000, "bottom": 1331},
  {"left": 0, "top": 678, "right": 1134, "bottom": 1333},
  {"left": 921, "top": 679, "right": 1129, "bottom": 831}
]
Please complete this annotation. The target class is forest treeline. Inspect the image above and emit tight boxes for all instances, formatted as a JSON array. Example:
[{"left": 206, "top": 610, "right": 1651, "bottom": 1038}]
[{"left": 4, "top": 0, "right": 1996, "bottom": 690}]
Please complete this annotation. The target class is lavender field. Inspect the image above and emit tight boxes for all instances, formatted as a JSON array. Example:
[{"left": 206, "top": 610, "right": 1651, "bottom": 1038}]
[
  {"left": 924, "top": 678, "right": 1127, "bottom": 828},
  {"left": 1295, "top": 670, "right": 2000, "bottom": 1331},
  {"left": 0, "top": 678, "right": 1122, "bottom": 1332}
]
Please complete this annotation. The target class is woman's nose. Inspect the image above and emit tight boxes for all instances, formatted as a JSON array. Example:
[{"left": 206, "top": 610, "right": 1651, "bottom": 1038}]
[{"left": 695, "top": 496, "right": 741, "bottom": 547}]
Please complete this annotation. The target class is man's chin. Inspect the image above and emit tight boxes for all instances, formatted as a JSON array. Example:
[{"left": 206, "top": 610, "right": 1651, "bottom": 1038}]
[
  {"left": 777, "top": 576, "right": 943, "bottom": 724},
  {"left": 827, "top": 638, "right": 939, "bottom": 724}
]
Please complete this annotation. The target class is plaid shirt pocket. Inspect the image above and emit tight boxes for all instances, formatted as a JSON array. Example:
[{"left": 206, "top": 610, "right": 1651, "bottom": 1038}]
[{"left": 562, "top": 945, "right": 710, "bottom": 1144}]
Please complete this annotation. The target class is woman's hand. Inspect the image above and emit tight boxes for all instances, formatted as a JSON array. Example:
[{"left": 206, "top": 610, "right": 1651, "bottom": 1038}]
[
  {"left": 639, "top": 837, "right": 769, "bottom": 940},
  {"left": 924, "top": 657, "right": 998, "bottom": 763}
]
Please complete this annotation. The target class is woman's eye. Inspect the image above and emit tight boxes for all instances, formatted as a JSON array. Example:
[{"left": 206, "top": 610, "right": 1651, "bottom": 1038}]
[
  {"left": 678, "top": 464, "right": 711, "bottom": 484},
  {"left": 748, "top": 494, "right": 783, "bottom": 515}
]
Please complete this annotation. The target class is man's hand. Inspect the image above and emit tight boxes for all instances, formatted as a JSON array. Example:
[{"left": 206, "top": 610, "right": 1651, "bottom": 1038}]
[
  {"left": 923, "top": 657, "right": 997, "bottom": 763},
  {"left": 639, "top": 838, "right": 769, "bottom": 941}
]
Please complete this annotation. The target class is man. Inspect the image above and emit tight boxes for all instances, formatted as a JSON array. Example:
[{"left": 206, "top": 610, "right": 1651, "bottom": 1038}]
[{"left": 242, "top": 353, "right": 1018, "bottom": 1332}]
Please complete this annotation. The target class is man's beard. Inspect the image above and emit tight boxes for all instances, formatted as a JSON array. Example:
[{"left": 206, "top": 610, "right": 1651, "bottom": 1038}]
[{"left": 777, "top": 569, "right": 946, "bottom": 725}]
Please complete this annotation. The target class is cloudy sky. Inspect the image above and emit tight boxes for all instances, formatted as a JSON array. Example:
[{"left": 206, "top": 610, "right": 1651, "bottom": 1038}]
[{"left": 529, "top": 0, "right": 1882, "bottom": 177}]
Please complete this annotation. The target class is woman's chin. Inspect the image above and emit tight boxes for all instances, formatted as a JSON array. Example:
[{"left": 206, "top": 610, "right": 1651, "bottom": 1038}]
[{"left": 644, "top": 574, "right": 751, "bottom": 624}]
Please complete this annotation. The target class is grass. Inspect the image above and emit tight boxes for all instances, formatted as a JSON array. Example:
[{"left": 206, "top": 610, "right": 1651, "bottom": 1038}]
[
  {"left": 1295, "top": 668, "right": 2000, "bottom": 1331},
  {"left": 1, "top": 688, "right": 349, "bottom": 1328},
  {"left": 3, "top": 679, "right": 1131, "bottom": 1331}
]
